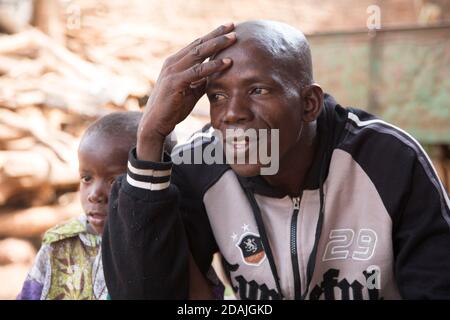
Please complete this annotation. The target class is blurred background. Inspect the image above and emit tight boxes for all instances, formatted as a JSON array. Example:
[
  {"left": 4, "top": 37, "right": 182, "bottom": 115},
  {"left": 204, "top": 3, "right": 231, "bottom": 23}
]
[{"left": 0, "top": 0, "right": 449, "bottom": 299}]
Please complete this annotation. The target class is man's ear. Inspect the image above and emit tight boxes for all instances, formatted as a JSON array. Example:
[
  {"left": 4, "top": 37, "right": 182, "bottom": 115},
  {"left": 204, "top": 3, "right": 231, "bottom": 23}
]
[{"left": 301, "top": 83, "right": 323, "bottom": 122}]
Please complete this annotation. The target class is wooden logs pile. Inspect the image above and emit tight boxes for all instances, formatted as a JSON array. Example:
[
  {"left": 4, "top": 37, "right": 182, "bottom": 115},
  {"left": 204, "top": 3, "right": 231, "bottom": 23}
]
[
  {"left": 0, "top": 28, "right": 101, "bottom": 210},
  {"left": 0, "top": 6, "right": 157, "bottom": 211},
  {"left": 0, "top": 1, "right": 157, "bottom": 299}
]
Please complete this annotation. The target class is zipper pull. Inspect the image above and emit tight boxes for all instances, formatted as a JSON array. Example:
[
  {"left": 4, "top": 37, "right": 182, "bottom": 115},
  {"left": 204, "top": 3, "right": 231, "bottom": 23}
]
[{"left": 292, "top": 197, "right": 300, "bottom": 210}]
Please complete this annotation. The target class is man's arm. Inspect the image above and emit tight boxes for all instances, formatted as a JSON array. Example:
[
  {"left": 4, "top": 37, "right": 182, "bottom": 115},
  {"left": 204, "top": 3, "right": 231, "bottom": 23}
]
[
  {"left": 101, "top": 24, "right": 236, "bottom": 299},
  {"left": 136, "top": 23, "right": 236, "bottom": 163},
  {"left": 102, "top": 148, "right": 221, "bottom": 299},
  {"left": 102, "top": 149, "right": 189, "bottom": 299},
  {"left": 393, "top": 150, "right": 450, "bottom": 299}
]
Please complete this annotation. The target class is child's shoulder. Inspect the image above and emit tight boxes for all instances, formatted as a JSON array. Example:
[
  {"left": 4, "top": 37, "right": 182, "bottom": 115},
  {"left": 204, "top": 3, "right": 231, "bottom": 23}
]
[{"left": 42, "top": 216, "right": 88, "bottom": 245}]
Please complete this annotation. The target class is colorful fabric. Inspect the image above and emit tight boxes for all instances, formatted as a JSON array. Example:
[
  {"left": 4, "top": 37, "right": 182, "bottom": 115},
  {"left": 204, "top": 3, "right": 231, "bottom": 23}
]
[{"left": 17, "top": 215, "right": 107, "bottom": 300}]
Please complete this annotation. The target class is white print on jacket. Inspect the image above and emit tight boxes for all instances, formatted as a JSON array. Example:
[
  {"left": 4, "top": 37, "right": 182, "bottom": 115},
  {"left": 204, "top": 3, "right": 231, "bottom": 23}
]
[
  {"left": 322, "top": 228, "right": 378, "bottom": 261},
  {"left": 203, "top": 150, "right": 402, "bottom": 299}
]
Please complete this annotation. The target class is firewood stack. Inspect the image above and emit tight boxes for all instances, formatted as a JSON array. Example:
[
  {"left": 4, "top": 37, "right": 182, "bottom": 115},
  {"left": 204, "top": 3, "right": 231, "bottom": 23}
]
[{"left": 0, "top": 0, "right": 162, "bottom": 299}]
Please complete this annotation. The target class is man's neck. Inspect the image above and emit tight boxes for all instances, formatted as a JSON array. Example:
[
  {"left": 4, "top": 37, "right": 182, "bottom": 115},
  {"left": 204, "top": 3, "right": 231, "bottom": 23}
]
[{"left": 263, "top": 123, "right": 317, "bottom": 197}]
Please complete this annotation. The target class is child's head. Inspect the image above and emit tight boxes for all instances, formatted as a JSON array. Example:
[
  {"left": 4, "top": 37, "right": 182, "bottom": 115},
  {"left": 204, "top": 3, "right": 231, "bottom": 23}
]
[{"left": 78, "top": 111, "right": 142, "bottom": 234}]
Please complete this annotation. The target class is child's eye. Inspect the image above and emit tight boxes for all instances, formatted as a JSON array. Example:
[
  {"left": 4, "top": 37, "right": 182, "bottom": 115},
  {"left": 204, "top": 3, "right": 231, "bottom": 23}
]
[
  {"left": 81, "top": 175, "right": 92, "bottom": 183},
  {"left": 252, "top": 88, "right": 269, "bottom": 95},
  {"left": 208, "top": 93, "right": 226, "bottom": 102}
]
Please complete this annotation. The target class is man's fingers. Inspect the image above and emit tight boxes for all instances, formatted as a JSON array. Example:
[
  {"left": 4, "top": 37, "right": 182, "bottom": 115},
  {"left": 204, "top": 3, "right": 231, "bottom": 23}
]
[
  {"left": 188, "top": 79, "right": 208, "bottom": 103},
  {"left": 186, "top": 22, "right": 235, "bottom": 52},
  {"left": 176, "top": 32, "right": 236, "bottom": 69},
  {"left": 180, "top": 58, "right": 232, "bottom": 84},
  {"left": 190, "top": 78, "right": 207, "bottom": 89},
  {"left": 164, "top": 23, "right": 235, "bottom": 67}
]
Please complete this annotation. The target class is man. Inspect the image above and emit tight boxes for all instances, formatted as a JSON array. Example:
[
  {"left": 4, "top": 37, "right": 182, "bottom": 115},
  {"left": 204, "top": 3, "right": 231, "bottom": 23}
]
[{"left": 102, "top": 20, "right": 450, "bottom": 300}]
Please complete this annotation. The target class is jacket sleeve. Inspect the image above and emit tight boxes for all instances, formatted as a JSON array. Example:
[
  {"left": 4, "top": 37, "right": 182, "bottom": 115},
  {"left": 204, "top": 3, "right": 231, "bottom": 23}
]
[
  {"left": 101, "top": 148, "right": 189, "bottom": 299},
  {"left": 393, "top": 149, "right": 450, "bottom": 299}
]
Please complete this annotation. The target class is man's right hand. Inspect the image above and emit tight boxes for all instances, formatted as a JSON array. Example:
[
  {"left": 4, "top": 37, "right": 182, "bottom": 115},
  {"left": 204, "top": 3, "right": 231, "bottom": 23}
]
[{"left": 137, "top": 23, "right": 237, "bottom": 161}]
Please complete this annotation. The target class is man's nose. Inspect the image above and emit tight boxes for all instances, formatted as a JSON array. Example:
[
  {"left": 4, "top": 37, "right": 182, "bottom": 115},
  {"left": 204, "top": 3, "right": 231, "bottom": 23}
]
[
  {"left": 223, "top": 95, "right": 253, "bottom": 125},
  {"left": 87, "top": 181, "right": 108, "bottom": 204}
]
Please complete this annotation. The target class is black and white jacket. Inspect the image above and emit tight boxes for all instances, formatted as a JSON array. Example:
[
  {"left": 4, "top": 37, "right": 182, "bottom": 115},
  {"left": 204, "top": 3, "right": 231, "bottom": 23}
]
[{"left": 102, "top": 95, "right": 450, "bottom": 300}]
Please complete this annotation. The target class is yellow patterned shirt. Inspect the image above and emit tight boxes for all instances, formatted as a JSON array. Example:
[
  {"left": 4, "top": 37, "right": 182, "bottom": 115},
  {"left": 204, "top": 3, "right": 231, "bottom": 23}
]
[{"left": 17, "top": 215, "right": 108, "bottom": 300}]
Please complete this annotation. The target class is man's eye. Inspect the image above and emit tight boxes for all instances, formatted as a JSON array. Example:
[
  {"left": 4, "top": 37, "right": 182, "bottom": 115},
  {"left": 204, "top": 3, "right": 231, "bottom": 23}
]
[
  {"left": 208, "top": 93, "right": 226, "bottom": 102},
  {"left": 252, "top": 88, "right": 269, "bottom": 95},
  {"left": 81, "top": 175, "right": 92, "bottom": 183}
]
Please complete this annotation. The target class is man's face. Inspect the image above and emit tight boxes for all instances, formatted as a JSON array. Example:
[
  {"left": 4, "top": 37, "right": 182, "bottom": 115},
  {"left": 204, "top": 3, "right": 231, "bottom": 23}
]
[
  {"left": 207, "top": 40, "right": 305, "bottom": 177},
  {"left": 78, "top": 134, "right": 129, "bottom": 235}
]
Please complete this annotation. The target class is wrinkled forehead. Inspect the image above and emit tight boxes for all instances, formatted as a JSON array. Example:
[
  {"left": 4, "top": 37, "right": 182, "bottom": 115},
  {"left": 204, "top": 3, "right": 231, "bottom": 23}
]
[
  {"left": 210, "top": 38, "right": 298, "bottom": 86},
  {"left": 213, "top": 31, "right": 287, "bottom": 62}
]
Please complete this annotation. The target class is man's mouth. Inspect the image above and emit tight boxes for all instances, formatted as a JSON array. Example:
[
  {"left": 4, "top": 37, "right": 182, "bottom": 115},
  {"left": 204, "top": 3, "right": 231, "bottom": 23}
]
[
  {"left": 233, "top": 141, "right": 247, "bottom": 151},
  {"left": 228, "top": 136, "right": 250, "bottom": 150},
  {"left": 223, "top": 131, "right": 262, "bottom": 161},
  {"left": 224, "top": 135, "right": 250, "bottom": 155}
]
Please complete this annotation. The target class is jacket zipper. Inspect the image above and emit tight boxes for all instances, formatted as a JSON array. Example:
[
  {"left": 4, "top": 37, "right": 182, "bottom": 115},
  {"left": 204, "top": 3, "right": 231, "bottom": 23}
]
[{"left": 290, "top": 196, "right": 302, "bottom": 299}]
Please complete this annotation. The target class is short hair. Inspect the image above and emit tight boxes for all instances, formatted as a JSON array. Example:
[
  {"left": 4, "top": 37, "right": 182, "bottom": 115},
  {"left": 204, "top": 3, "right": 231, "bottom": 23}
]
[
  {"left": 82, "top": 111, "right": 142, "bottom": 145},
  {"left": 81, "top": 111, "right": 177, "bottom": 153}
]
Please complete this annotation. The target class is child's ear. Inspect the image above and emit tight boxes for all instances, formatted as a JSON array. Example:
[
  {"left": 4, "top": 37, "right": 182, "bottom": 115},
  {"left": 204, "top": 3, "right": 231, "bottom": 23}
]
[{"left": 301, "top": 84, "right": 323, "bottom": 122}]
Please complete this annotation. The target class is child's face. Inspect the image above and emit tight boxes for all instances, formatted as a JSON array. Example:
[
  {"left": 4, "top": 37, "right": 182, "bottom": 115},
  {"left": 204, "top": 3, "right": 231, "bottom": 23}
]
[{"left": 78, "top": 134, "right": 129, "bottom": 235}]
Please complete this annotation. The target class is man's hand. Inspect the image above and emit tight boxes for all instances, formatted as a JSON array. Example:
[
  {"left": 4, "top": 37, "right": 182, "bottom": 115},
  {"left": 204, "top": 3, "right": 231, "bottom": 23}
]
[{"left": 137, "top": 23, "right": 236, "bottom": 161}]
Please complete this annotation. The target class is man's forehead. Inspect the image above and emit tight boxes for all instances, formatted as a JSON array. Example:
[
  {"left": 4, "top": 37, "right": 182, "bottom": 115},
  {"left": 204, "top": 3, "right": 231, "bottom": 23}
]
[
  {"left": 209, "top": 47, "right": 276, "bottom": 84},
  {"left": 213, "top": 22, "right": 304, "bottom": 67},
  {"left": 210, "top": 39, "right": 298, "bottom": 85},
  {"left": 213, "top": 37, "right": 278, "bottom": 64}
]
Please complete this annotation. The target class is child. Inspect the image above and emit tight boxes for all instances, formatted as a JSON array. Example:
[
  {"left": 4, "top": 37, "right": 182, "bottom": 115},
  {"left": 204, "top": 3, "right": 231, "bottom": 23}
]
[{"left": 17, "top": 111, "right": 157, "bottom": 300}]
